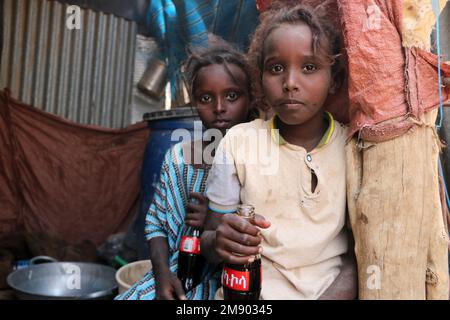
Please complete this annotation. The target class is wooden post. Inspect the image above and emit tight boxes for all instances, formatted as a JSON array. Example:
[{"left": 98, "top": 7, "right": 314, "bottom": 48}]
[{"left": 346, "top": 110, "right": 449, "bottom": 299}]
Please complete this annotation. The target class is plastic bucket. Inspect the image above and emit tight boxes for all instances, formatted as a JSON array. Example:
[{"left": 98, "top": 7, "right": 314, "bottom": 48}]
[
  {"left": 115, "top": 260, "right": 152, "bottom": 294},
  {"left": 135, "top": 107, "right": 200, "bottom": 259}
]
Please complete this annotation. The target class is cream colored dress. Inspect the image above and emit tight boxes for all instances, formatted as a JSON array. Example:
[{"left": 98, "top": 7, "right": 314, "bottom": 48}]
[{"left": 206, "top": 113, "right": 349, "bottom": 299}]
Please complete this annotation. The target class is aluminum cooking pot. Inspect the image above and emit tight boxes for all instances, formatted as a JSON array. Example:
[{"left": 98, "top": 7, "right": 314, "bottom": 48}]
[
  {"left": 29, "top": 256, "right": 58, "bottom": 265},
  {"left": 7, "top": 262, "right": 118, "bottom": 300}
]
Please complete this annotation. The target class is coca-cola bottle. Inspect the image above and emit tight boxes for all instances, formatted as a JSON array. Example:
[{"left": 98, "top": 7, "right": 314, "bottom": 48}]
[
  {"left": 177, "top": 226, "right": 206, "bottom": 293},
  {"left": 222, "top": 204, "right": 262, "bottom": 300}
]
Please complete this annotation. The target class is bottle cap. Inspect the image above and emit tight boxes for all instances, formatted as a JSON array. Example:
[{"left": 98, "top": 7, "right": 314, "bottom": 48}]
[{"left": 237, "top": 204, "right": 255, "bottom": 219}]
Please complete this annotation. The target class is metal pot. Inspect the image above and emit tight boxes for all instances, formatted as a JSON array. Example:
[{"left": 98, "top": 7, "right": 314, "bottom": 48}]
[
  {"left": 29, "top": 256, "right": 58, "bottom": 265},
  {"left": 7, "top": 262, "right": 118, "bottom": 300}
]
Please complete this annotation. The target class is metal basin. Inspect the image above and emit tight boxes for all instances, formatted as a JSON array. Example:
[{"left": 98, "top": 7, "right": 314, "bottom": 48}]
[{"left": 7, "top": 262, "right": 118, "bottom": 300}]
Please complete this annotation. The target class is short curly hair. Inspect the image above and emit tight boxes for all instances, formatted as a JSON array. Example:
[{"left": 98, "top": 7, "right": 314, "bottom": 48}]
[
  {"left": 183, "top": 39, "right": 252, "bottom": 102},
  {"left": 247, "top": 2, "right": 343, "bottom": 111},
  {"left": 183, "top": 37, "right": 259, "bottom": 120}
]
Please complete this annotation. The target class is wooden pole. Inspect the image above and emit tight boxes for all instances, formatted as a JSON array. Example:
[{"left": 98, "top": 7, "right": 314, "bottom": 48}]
[{"left": 346, "top": 110, "right": 449, "bottom": 299}]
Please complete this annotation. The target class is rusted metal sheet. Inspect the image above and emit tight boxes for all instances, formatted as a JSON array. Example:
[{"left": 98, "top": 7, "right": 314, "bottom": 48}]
[{"left": 0, "top": 0, "right": 137, "bottom": 128}]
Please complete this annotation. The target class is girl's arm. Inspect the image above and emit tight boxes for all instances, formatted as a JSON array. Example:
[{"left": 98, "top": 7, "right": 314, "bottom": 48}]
[
  {"left": 144, "top": 147, "right": 185, "bottom": 300},
  {"left": 201, "top": 211, "right": 226, "bottom": 264},
  {"left": 149, "top": 237, "right": 186, "bottom": 300},
  {"left": 201, "top": 131, "right": 270, "bottom": 265}
]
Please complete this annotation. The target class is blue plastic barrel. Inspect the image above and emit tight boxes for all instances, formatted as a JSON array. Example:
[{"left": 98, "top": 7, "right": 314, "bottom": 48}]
[{"left": 135, "top": 107, "right": 199, "bottom": 259}]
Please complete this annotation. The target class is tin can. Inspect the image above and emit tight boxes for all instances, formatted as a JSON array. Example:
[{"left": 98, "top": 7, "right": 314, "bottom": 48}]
[{"left": 137, "top": 57, "right": 167, "bottom": 99}]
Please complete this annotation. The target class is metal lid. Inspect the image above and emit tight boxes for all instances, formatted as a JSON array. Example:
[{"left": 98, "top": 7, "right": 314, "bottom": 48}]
[
  {"left": 237, "top": 204, "right": 255, "bottom": 219},
  {"left": 143, "top": 106, "right": 198, "bottom": 122}
]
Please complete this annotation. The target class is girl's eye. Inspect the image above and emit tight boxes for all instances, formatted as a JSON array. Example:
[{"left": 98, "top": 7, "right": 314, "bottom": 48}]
[
  {"left": 226, "top": 91, "right": 239, "bottom": 102},
  {"left": 303, "top": 64, "right": 317, "bottom": 73},
  {"left": 270, "top": 64, "right": 284, "bottom": 74},
  {"left": 199, "top": 94, "right": 212, "bottom": 104}
]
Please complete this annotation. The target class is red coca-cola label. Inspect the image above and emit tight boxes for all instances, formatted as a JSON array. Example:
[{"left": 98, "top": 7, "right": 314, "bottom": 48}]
[
  {"left": 222, "top": 267, "right": 251, "bottom": 292},
  {"left": 179, "top": 236, "right": 201, "bottom": 254}
]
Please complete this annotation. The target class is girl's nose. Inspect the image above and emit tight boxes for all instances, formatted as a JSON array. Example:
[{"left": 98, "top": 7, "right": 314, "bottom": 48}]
[
  {"left": 282, "top": 70, "right": 300, "bottom": 93},
  {"left": 214, "top": 99, "right": 226, "bottom": 114}
]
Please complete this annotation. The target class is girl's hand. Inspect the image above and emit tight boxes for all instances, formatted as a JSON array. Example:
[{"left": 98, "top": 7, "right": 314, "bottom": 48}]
[
  {"left": 185, "top": 192, "right": 208, "bottom": 228},
  {"left": 155, "top": 271, "right": 186, "bottom": 300},
  {"left": 215, "top": 213, "right": 271, "bottom": 265}
]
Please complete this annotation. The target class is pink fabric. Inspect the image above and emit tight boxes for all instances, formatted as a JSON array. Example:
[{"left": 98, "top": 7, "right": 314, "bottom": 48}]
[{"left": 338, "top": 0, "right": 450, "bottom": 141}]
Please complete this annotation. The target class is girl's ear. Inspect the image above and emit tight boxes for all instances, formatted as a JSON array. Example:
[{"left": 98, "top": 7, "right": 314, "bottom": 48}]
[
  {"left": 329, "top": 79, "right": 337, "bottom": 95},
  {"left": 329, "top": 68, "right": 345, "bottom": 94}
]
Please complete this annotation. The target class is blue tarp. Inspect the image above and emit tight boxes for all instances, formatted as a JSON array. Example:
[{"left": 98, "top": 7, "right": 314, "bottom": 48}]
[{"left": 146, "top": 0, "right": 260, "bottom": 99}]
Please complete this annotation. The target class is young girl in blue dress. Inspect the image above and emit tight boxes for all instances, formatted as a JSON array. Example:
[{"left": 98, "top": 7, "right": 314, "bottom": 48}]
[{"left": 116, "top": 41, "right": 255, "bottom": 300}]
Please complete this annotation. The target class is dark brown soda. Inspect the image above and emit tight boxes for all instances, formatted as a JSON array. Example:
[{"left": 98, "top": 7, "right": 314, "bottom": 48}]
[
  {"left": 222, "top": 204, "right": 261, "bottom": 300},
  {"left": 177, "top": 228, "right": 206, "bottom": 293},
  {"left": 177, "top": 250, "right": 206, "bottom": 293},
  {"left": 222, "top": 257, "right": 261, "bottom": 300}
]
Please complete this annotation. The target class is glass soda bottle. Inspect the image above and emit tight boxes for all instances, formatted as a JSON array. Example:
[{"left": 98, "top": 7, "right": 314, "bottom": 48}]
[
  {"left": 222, "top": 204, "right": 262, "bottom": 300},
  {"left": 177, "top": 225, "right": 206, "bottom": 293}
]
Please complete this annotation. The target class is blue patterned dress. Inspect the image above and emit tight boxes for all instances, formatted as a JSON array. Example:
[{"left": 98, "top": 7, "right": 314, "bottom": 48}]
[{"left": 116, "top": 142, "right": 220, "bottom": 300}]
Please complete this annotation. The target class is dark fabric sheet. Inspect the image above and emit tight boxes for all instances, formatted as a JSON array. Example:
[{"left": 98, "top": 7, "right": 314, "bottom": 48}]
[{"left": 0, "top": 89, "right": 150, "bottom": 246}]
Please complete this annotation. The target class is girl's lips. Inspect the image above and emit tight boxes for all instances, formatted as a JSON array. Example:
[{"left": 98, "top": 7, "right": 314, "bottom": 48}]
[
  {"left": 213, "top": 120, "right": 231, "bottom": 128},
  {"left": 277, "top": 103, "right": 306, "bottom": 111},
  {"left": 281, "top": 103, "right": 303, "bottom": 108},
  {"left": 276, "top": 98, "right": 305, "bottom": 109}
]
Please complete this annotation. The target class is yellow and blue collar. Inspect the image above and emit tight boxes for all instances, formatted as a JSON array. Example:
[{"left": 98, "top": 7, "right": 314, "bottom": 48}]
[{"left": 270, "top": 111, "right": 335, "bottom": 147}]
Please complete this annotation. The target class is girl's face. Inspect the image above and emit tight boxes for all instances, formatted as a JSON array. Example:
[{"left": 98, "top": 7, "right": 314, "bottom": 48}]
[
  {"left": 193, "top": 64, "right": 250, "bottom": 134},
  {"left": 262, "top": 23, "right": 333, "bottom": 126}
]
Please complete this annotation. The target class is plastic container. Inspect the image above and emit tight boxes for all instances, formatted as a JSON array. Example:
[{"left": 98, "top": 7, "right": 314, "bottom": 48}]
[
  {"left": 133, "top": 107, "right": 200, "bottom": 259},
  {"left": 115, "top": 260, "right": 152, "bottom": 294}
]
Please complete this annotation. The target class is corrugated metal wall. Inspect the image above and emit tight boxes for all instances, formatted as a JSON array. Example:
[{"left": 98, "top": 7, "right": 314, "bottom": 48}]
[{"left": 0, "top": 0, "right": 137, "bottom": 128}]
